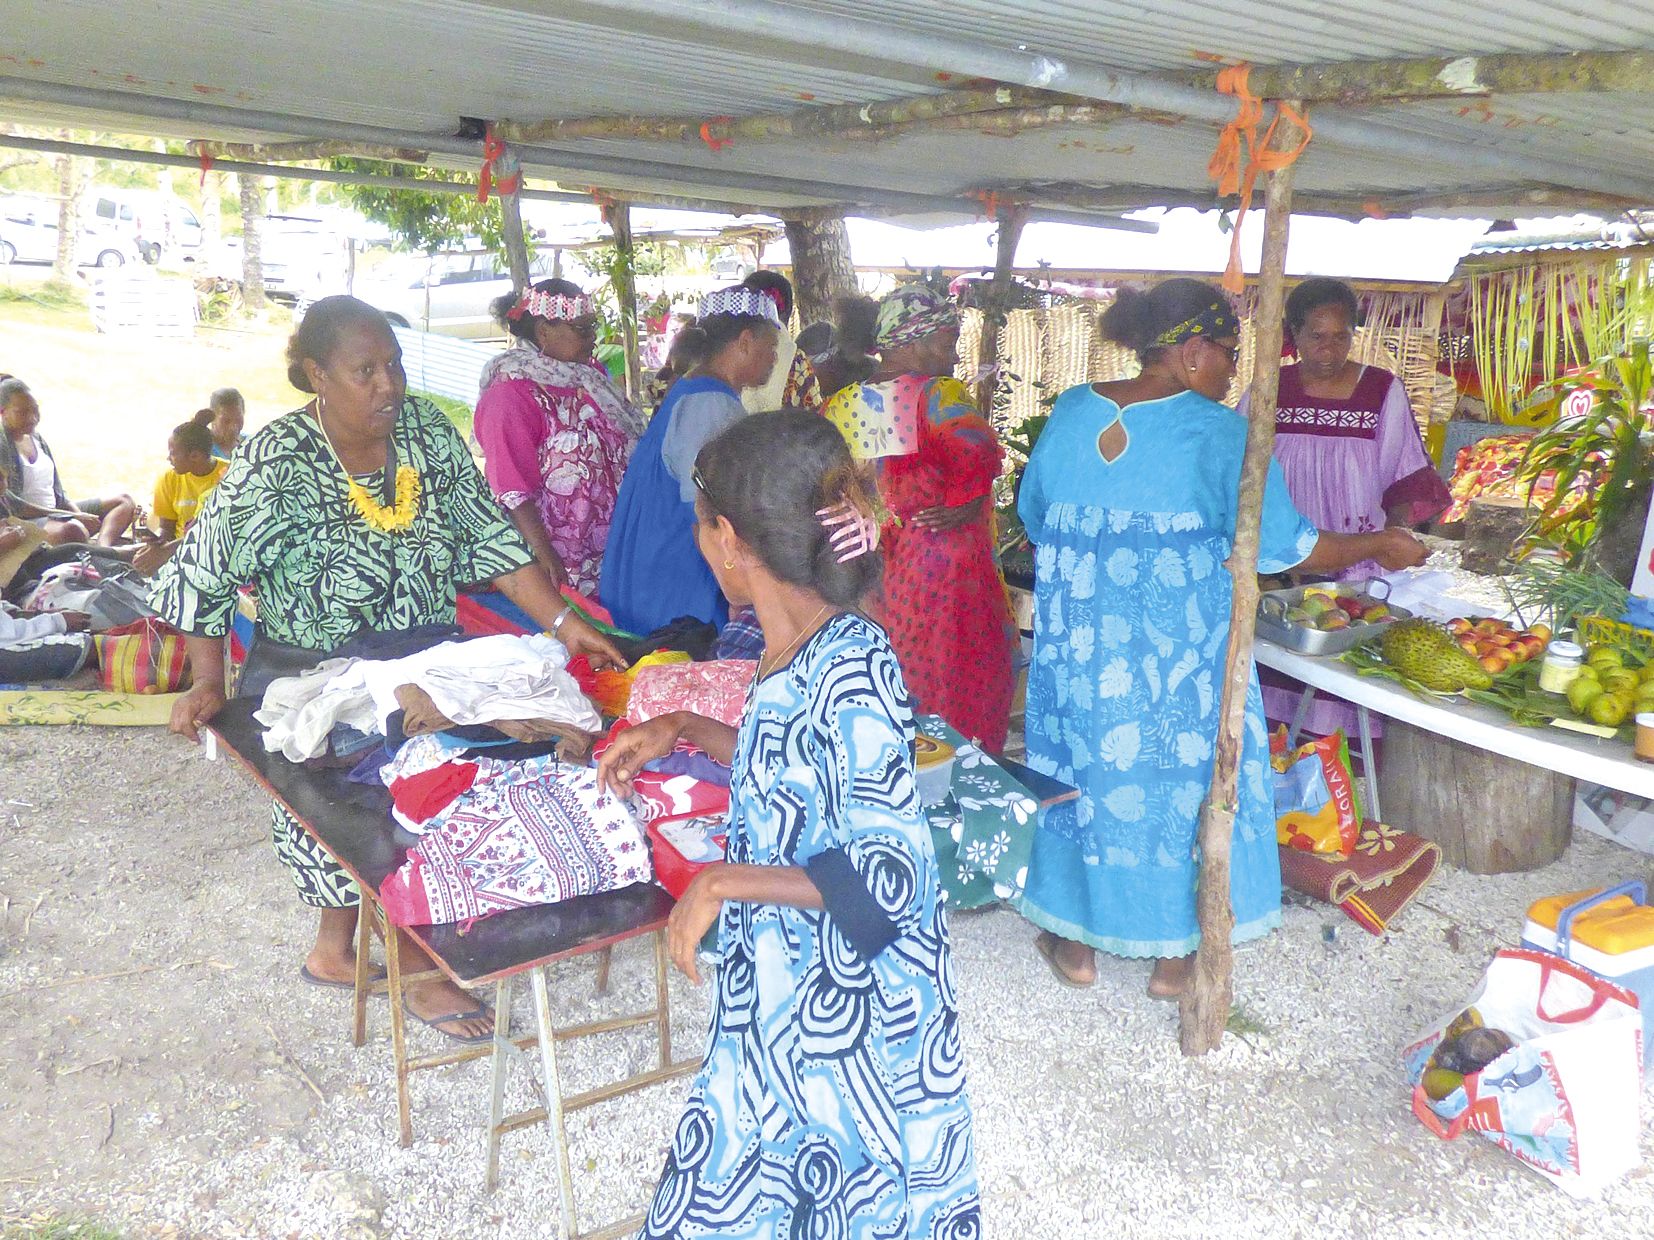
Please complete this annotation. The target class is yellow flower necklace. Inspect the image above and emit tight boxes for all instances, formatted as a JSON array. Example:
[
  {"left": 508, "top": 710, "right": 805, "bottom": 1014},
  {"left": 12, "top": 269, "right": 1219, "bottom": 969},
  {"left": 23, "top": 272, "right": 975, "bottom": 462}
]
[{"left": 314, "top": 399, "right": 421, "bottom": 533}]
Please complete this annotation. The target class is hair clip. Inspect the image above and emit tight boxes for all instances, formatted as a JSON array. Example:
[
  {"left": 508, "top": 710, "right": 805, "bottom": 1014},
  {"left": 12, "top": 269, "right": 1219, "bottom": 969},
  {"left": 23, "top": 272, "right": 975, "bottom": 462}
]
[{"left": 817, "top": 499, "right": 879, "bottom": 563}]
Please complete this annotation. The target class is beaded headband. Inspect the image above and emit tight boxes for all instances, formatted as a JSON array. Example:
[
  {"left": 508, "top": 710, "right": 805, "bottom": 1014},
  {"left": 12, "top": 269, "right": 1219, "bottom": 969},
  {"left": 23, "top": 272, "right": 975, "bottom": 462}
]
[
  {"left": 506, "top": 289, "right": 595, "bottom": 323},
  {"left": 698, "top": 287, "right": 783, "bottom": 326}
]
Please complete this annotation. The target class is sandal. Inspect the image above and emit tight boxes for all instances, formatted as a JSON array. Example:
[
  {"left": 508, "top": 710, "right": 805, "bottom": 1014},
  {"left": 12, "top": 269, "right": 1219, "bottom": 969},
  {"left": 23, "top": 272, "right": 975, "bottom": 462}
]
[
  {"left": 299, "top": 963, "right": 387, "bottom": 992},
  {"left": 401, "top": 999, "right": 494, "bottom": 1045},
  {"left": 1035, "top": 931, "right": 1095, "bottom": 989}
]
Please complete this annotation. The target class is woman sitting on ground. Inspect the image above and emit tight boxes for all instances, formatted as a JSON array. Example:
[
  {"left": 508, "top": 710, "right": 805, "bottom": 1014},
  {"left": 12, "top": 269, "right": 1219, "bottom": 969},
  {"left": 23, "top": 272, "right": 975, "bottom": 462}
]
[
  {"left": 133, "top": 420, "right": 230, "bottom": 575},
  {"left": 473, "top": 279, "right": 647, "bottom": 594},
  {"left": 200, "top": 387, "right": 247, "bottom": 462},
  {"left": 599, "top": 409, "right": 979, "bottom": 1237},
  {"left": 154, "top": 295, "right": 626, "bottom": 1044},
  {"left": 1, "top": 378, "right": 137, "bottom": 547},
  {"left": 600, "top": 286, "right": 780, "bottom": 634},
  {"left": 1015, "top": 279, "right": 1427, "bottom": 997}
]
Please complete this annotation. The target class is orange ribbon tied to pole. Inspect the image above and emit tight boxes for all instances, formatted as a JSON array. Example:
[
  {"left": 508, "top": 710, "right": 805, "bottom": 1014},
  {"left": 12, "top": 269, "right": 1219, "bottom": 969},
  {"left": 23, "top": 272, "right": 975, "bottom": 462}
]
[
  {"left": 1206, "top": 64, "right": 1312, "bottom": 294},
  {"left": 197, "top": 147, "right": 214, "bottom": 188},
  {"left": 477, "top": 125, "right": 521, "bottom": 204},
  {"left": 698, "top": 118, "right": 734, "bottom": 152}
]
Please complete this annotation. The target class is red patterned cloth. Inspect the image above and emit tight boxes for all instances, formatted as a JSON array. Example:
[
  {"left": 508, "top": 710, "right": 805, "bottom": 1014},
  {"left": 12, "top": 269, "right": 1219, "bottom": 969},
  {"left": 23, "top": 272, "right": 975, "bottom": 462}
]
[
  {"left": 593, "top": 723, "right": 732, "bottom": 825},
  {"left": 388, "top": 760, "right": 478, "bottom": 825},
  {"left": 627, "top": 658, "right": 757, "bottom": 728},
  {"left": 379, "top": 769, "right": 651, "bottom": 926},
  {"left": 873, "top": 376, "right": 1015, "bottom": 751}
]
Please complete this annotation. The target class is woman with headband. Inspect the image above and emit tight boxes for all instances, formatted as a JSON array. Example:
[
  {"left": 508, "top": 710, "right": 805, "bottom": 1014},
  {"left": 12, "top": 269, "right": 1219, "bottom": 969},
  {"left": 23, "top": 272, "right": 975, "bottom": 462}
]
[
  {"left": 1016, "top": 279, "right": 1427, "bottom": 996},
  {"left": 598, "top": 410, "right": 979, "bottom": 1238},
  {"left": 474, "top": 279, "right": 646, "bottom": 594},
  {"left": 822, "top": 283, "right": 1016, "bottom": 751},
  {"left": 600, "top": 285, "right": 779, "bottom": 634}
]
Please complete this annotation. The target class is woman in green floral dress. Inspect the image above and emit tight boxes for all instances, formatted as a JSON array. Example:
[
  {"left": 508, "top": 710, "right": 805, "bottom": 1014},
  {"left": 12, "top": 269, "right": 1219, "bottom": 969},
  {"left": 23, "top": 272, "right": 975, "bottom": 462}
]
[{"left": 153, "top": 296, "right": 625, "bottom": 1042}]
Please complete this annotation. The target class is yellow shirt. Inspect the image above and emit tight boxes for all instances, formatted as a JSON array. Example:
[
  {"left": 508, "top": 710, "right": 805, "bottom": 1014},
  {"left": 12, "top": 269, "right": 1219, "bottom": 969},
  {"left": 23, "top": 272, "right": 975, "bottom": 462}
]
[{"left": 153, "top": 460, "right": 228, "bottom": 535}]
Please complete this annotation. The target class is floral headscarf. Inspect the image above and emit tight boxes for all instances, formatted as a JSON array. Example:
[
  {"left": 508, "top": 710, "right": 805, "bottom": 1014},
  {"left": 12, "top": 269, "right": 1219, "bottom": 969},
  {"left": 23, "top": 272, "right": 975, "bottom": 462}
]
[
  {"left": 875, "top": 285, "right": 958, "bottom": 351},
  {"left": 1152, "top": 298, "right": 1239, "bottom": 349}
]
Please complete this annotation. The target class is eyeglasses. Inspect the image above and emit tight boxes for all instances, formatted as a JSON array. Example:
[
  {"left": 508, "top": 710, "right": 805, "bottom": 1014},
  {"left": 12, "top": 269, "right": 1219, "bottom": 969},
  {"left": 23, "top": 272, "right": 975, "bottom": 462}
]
[{"left": 1204, "top": 339, "right": 1241, "bottom": 366}]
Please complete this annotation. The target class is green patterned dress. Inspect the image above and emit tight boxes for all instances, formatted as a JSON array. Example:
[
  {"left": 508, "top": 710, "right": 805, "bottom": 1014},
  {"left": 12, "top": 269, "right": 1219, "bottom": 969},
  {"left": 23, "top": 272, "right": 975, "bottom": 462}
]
[{"left": 151, "top": 396, "right": 535, "bottom": 907}]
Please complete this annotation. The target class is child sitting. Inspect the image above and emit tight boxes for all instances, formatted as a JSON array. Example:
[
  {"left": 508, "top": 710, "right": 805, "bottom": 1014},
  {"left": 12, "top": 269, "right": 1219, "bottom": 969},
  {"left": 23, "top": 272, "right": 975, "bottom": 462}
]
[
  {"left": 0, "top": 525, "right": 91, "bottom": 680},
  {"left": 134, "top": 421, "right": 228, "bottom": 575},
  {"left": 199, "top": 387, "right": 246, "bottom": 462}
]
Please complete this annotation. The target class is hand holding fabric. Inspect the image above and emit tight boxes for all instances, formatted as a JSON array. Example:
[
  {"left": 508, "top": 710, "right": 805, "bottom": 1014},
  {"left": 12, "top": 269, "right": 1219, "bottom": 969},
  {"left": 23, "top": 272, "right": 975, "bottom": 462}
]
[{"left": 595, "top": 712, "right": 683, "bottom": 796}]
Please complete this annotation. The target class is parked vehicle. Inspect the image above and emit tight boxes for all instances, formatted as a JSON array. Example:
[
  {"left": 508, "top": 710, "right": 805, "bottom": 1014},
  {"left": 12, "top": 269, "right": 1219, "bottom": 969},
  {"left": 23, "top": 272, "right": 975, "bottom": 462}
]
[
  {"left": 355, "top": 249, "right": 560, "bottom": 339},
  {"left": 206, "top": 214, "right": 355, "bottom": 300},
  {"left": 84, "top": 188, "right": 204, "bottom": 263},
  {"left": 0, "top": 199, "right": 145, "bottom": 269}
]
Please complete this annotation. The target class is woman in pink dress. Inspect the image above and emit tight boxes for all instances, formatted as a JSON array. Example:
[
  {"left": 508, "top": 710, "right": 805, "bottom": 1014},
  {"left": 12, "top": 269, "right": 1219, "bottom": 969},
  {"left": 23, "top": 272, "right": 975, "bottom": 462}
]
[
  {"left": 474, "top": 280, "right": 647, "bottom": 594},
  {"left": 1239, "top": 277, "right": 1451, "bottom": 733}
]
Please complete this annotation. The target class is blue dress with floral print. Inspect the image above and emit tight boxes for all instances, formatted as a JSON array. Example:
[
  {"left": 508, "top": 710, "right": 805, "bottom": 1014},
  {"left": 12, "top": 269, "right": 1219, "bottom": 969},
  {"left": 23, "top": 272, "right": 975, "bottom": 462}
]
[{"left": 1016, "top": 385, "right": 1319, "bottom": 958}]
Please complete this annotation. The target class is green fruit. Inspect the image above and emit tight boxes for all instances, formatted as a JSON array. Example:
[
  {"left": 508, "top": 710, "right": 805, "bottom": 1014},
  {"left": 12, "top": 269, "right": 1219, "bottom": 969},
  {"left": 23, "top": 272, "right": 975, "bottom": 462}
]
[
  {"left": 1422, "top": 1066, "right": 1466, "bottom": 1101},
  {"left": 1567, "top": 678, "right": 1606, "bottom": 715},
  {"left": 1637, "top": 664, "right": 1654, "bottom": 685},
  {"left": 1604, "top": 670, "right": 1640, "bottom": 693},
  {"left": 1589, "top": 693, "right": 1634, "bottom": 728},
  {"left": 1589, "top": 648, "right": 1625, "bottom": 671},
  {"left": 1576, "top": 665, "right": 1602, "bottom": 683},
  {"left": 1380, "top": 619, "right": 1493, "bottom": 692}
]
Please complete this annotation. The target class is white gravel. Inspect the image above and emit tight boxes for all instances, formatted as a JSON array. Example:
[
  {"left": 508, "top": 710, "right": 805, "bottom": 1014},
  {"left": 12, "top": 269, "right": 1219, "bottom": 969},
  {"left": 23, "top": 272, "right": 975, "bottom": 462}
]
[{"left": 4, "top": 724, "right": 1654, "bottom": 1238}]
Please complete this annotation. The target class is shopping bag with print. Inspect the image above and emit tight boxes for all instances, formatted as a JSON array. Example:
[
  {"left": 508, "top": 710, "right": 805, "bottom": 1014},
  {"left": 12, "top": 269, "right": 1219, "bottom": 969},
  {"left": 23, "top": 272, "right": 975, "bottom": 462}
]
[
  {"left": 92, "top": 617, "right": 191, "bottom": 694},
  {"left": 1401, "top": 948, "right": 1643, "bottom": 1197}
]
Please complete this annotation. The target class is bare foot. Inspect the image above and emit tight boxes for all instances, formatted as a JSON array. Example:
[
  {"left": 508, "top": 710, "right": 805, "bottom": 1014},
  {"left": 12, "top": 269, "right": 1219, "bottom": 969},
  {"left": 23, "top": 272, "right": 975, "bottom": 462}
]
[
  {"left": 404, "top": 979, "right": 494, "bottom": 1041},
  {"left": 304, "top": 947, "right": 360, "bottom": 987},
  {"left": 1148, "top": 953, "right": 1195, "bottom": 999}
]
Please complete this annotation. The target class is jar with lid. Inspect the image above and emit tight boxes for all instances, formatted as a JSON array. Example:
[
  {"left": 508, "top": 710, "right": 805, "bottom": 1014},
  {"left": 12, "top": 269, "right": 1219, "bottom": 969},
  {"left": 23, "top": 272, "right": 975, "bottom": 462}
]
[
  {"left": 1637, "top": 713, "right": 1654, "bottom": 763},
  {"left": 1538, "top": 640, "right": 1584, "bottom": 695}
]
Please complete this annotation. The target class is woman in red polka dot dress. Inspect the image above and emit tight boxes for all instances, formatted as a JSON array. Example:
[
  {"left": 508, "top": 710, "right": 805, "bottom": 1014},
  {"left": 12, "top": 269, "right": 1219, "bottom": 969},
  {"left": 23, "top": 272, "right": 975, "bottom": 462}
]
[{"left": 823, "top": 285, "right": 1015, "bottom": 750}]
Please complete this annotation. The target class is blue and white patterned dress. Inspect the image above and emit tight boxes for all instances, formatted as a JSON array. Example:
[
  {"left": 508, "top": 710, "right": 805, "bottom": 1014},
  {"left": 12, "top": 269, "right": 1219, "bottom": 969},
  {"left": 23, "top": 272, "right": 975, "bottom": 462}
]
[
  {"left": 1016, "top": 385, "right": 1319, "bottom": 959},
  {"left": 642, "top": 612, "right": 979, "bottom": 1239}
]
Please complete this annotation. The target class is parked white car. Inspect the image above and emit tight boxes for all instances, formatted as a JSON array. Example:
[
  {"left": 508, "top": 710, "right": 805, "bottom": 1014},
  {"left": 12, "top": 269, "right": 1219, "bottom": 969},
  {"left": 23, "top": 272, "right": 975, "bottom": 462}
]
[
  {"left": 356, "top": 249, "right": 561, "bottom": 339},
  {"left": 0, "top": 201, "right": 144, "bottom": 269}
]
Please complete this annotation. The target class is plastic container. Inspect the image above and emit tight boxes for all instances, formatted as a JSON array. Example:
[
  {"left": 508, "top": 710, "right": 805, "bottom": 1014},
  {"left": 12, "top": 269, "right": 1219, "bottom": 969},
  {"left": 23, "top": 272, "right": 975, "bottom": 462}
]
[
  {"left": 646, "top": 815, "right": 727, "bottom": 900},
  {"left": 1638, "top": 713, "right": 1654, "bottom": 764},
  {"left": 1538, "top": 640, "right": 1584, "bottom": 694},
  {"left": 1521, "top": 881, "right": 1654, "bottom": 1063},
  {"left": 915, "top": 732, "right": 956, "bottom": 807}
]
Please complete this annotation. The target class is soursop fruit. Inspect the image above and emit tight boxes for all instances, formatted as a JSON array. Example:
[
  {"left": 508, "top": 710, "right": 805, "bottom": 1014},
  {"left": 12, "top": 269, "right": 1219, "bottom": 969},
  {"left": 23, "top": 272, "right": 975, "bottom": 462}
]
[{"left": 1379, "top": 619, "right": 1492, "bottom": 692}]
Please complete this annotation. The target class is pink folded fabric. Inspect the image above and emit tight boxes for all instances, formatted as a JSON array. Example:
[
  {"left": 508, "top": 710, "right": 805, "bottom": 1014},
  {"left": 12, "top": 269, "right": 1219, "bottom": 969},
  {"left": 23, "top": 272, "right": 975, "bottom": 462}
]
[{"left": 627, "top": 659, "right": 756, "bottom": 729}]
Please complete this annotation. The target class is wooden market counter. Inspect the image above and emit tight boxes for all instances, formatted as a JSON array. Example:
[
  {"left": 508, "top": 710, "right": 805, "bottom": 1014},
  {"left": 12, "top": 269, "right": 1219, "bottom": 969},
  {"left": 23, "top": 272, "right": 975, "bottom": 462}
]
[{"left": 1256, "top": 643, "right": 1654, "bottom": 874}]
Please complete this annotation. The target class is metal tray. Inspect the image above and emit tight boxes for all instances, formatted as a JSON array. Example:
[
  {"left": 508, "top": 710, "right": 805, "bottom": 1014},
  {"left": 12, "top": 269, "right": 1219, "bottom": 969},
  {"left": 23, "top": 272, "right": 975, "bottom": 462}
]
[{"left": 1255, "top": 580, "right": 1413, "bottom": 657}]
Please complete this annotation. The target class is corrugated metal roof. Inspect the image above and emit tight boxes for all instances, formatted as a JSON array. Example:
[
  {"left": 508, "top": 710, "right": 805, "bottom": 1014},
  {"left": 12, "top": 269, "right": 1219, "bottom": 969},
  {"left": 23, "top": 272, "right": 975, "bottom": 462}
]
[{"left": 0, "top": 0, "right": 1651, "bottom": 221}]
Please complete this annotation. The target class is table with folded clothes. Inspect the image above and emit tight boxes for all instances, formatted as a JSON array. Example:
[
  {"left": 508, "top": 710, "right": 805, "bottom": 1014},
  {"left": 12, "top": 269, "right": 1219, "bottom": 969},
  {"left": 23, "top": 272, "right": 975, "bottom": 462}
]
[{"left": 206, "top": 623, "right": 730, "bottom": 1230}]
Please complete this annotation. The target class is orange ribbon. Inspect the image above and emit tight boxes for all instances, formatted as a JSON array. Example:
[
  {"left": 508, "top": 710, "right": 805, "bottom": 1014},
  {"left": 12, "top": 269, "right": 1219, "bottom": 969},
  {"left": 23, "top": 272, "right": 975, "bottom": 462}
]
[
  {"left": 1206, "top": 64, "right": 1312, "bottom": 294},
  {"left": 477, "top": 125, "right": 521, "bottom": 203},
  {"left": 698, "top": 118, "right": 733, "bottom": 152},
  {"left": 197, "top": 147, "right": 214, "bottom": 188}
]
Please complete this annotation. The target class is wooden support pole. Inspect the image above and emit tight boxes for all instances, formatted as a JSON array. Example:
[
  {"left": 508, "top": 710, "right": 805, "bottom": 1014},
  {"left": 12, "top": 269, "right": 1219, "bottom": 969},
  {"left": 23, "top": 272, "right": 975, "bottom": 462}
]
[
  {"left": 604, "top": 200, "right": 643, "bottom": 401},
  {"left": 781, "top": 210, "right": 856, "bottom": 328},
  {"left": 495, "top": 143, "right": 531, "bottom": 294},
  {"left": 975, "top": 205, "right": 1029, "bottom": 413},
  {"left": 189, "top": 138, "right": 428, "bottom": 163},
  {"left": 1180, "top": 103, "right": 1306, "bottom": 1058},
  {"left": 1203, "top": 47, "right": 1654, "bottom": 106}
]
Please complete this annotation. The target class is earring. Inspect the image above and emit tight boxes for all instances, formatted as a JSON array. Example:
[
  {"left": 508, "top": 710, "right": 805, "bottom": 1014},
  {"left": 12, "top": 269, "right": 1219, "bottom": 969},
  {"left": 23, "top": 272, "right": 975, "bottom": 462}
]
[
  {"left": 723, "top": 558, "right": 736, "bottom": 570},
  {"left": 1188, "top": 363, "right": 1198, "bottom": 371}
]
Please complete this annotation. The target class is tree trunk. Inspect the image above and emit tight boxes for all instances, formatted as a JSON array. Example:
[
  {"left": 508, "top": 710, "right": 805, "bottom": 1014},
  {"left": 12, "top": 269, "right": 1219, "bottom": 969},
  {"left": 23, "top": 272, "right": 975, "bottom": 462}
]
[
  {"left": 974, "top": 206, "right": 1029, "bottom": 413},
  {"left": 52, "top": 134, "right": 83, "bottom": 282},
  {"left": 237, "top": 173, "right": 266, "bottom": 312},
  {"left": 782, "top": 213, "right": 855, "bottom": 328},
  {"left": 201, "top": 171, "right": 223, "bottom": 250},
  {"left": 1181, "top": 104, "right": 1306, "bottom": 1057},
  {"left": 605, "top": 201, "right": 642, "bottom": 401}
]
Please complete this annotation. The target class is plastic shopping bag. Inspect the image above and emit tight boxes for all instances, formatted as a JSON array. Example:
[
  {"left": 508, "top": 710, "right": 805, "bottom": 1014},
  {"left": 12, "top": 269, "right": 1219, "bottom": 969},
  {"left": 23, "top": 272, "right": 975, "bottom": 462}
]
[
  {"left": 1402, "top": 948, "right": 1644, "bottom": 1197},
  {"left": 1270, "top": 728, "right": 1361, "bottom": 855}
]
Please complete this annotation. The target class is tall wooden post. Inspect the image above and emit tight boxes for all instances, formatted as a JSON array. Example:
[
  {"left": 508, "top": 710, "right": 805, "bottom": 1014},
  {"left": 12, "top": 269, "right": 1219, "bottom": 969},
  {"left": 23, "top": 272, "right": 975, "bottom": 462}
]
[
  {"left": 976, "top": 205, "right": 1029, "bottom": 412},
  {"left": 236, "top": 172, "right": 267, "bottom": 312},
  {"left": 781, "top": 210, "right": 856, "bottom": 326},
  {"left": 498, "top": 154, "right": 531, "bottom": 293},
  {"left": 1180, "top": 103, "right": 1306, "bottom": 1056},
  {"left": 605, "top": 200, "right": 643, "bottom": 400}
]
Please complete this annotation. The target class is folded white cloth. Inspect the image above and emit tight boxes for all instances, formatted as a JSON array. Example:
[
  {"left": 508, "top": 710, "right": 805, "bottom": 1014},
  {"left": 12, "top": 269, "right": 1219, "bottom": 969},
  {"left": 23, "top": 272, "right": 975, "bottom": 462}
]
[{"left": 256, "top": 635, "right": 600, "bottom": 762}]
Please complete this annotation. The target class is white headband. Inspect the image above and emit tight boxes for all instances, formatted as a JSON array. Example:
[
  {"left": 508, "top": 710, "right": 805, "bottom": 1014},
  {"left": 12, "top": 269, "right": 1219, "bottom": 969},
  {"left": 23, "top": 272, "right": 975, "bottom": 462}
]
[
  {"left": 508, "top": 289, "right": 594, "bottom": 323},
  {"left": 698, "top": 287, "right": 783, "bottom": 326}
]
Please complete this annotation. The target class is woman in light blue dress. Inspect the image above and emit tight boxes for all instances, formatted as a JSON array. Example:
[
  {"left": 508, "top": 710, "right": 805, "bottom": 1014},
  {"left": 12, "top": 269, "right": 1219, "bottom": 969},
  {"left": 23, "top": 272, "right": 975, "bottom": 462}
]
[
  {"left": 598, "top": 410, "right": 977, "bottom": 1238},
  {"left": 1016, "top": 280, "right": 1427, "bottom": 998}
]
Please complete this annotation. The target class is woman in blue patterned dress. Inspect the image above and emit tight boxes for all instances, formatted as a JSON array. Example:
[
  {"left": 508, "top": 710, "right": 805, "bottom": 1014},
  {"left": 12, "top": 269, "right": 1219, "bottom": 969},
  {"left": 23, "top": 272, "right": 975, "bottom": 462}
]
[
  {"left": 598, "top": 410, "right": 978, "bottom": 1239},
  {"left": 1017, "top": 280, "right": 1426, "bottom": 997}
]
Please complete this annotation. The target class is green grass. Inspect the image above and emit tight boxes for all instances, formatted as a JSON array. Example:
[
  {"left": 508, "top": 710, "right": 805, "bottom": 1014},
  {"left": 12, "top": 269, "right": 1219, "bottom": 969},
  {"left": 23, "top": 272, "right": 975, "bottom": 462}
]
[
  {"left": 0, "top": 278, "right": 89, "bottom": 328},
  {"left": 416, "top": 390, "right": 475, "bottom": 441}
]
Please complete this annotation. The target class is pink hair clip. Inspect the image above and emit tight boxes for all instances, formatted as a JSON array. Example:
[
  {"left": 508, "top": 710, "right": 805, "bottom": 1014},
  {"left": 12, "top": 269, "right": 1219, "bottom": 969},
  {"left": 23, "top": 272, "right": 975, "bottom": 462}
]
[{"left": 817, "top": 499, "right": 879, "bottom": 563}]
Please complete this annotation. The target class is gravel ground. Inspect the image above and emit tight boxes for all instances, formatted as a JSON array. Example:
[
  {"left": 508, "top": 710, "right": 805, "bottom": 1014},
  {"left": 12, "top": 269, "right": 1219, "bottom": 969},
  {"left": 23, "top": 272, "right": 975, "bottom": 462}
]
[{"left": 4, "top": 724, "right": 1654, "bottom": 1239}]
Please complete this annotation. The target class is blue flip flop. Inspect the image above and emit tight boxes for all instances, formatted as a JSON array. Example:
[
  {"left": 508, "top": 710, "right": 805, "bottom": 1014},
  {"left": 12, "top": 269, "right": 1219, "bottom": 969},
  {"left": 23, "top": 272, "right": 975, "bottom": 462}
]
[{"left": 299, "top": 963, "right": 387, "bottom": 992}]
